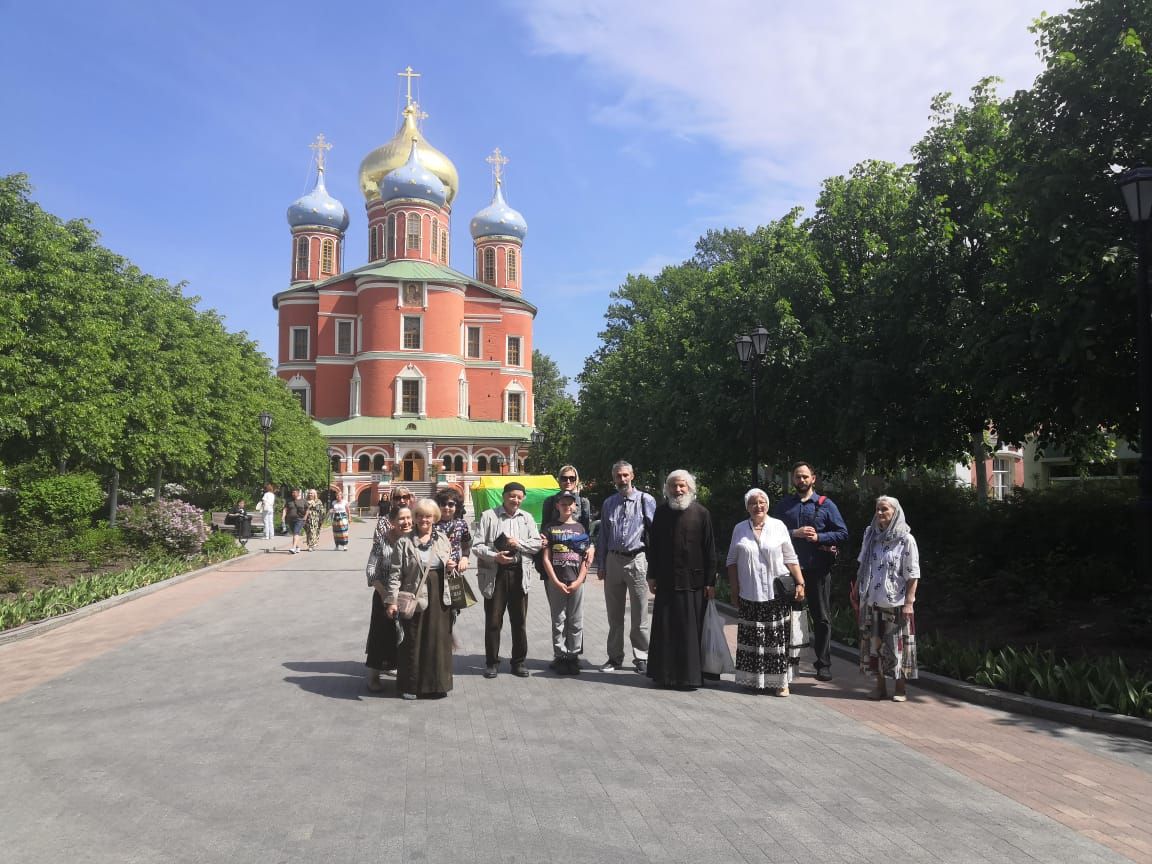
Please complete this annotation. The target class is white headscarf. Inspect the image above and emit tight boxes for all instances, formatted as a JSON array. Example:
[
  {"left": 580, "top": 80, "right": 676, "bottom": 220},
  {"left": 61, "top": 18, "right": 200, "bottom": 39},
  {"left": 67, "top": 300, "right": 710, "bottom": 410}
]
[{"left": 856, "top": 496, "right": 910, "bottom": 581}]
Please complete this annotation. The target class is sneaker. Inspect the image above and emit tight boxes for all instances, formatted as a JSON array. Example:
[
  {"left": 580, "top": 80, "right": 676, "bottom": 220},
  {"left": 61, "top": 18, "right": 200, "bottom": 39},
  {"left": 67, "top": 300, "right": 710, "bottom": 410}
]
[
  {"left": 512, "top": 664, "right": 529, "bottom": 678},
  {"left": 815, "top": 668, "right": 833, "bottom": 682},
  {"left": 599, "top": 660, "right": 621, "bottom": 672},
  {"left": 634, "top": 659, "right": 647, "bottom": 675},
  {"left": 483, "top": 665, "right": 498, "bottom": 679},
  {"left": 402, "top": 692, "right": 417, "bottom": 701}
]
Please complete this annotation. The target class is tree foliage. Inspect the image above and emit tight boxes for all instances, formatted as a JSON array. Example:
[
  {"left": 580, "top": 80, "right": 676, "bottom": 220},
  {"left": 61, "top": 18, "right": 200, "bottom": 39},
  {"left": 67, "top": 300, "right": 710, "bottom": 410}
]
[
  {"left": 0, "top": 174, "right": 327, "bottom": 499},
  {"left": 574, "top": 0, "right": 1151, "bottom": 487}
]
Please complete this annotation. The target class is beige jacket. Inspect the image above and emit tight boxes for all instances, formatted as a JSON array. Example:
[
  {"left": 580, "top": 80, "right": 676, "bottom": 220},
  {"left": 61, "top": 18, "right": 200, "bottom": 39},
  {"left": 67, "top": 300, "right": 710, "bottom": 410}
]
[{"left": 384, "top": 533, "right": 454, "bottom": 610}]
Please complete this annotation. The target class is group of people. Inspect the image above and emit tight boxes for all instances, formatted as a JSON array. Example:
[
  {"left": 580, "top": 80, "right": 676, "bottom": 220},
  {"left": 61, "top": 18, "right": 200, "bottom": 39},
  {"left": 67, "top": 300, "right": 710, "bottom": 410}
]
[
  {"left": 357, "top": 459, "right": 922, "bottom": 704},
  {"left": 241, "top": 484, "right": 352, "bottom": 554}
]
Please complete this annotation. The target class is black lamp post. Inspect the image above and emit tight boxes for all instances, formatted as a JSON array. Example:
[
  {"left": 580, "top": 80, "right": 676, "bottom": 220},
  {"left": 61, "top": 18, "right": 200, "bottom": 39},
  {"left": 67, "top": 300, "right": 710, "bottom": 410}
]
[
  {"left": 735, "top": 326, "right": 771, "bottom": 488},
  {"left": 1117, "top": 166, "right": 1152, "bottom": 580},
  {"left": 259, "top": 411, "right": 272, "bottom": 489}
]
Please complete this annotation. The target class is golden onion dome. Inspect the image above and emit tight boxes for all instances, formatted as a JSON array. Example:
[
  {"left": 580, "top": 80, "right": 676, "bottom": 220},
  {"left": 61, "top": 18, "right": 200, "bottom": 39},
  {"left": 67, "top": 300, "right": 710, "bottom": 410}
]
[{"left": 358, "top": 105, "right": 459, "bottom": 205}]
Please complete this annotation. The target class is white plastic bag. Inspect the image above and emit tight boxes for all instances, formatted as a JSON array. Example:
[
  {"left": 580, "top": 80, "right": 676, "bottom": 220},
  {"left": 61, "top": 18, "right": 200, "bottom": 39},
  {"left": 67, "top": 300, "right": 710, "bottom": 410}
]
[{"left": 700, "top": 601, "right": 735, "bottom": 675}]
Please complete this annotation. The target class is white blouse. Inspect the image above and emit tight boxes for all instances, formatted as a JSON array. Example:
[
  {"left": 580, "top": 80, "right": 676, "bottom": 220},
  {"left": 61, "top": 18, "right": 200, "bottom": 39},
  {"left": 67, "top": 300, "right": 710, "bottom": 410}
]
[{"left": 726, "top": 518, "right": 798, "bottom": 602}]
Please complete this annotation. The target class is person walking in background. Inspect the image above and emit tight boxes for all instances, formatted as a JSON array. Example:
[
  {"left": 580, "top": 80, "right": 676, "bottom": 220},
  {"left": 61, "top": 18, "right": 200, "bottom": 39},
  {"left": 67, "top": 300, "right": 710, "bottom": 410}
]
[
  {"left": 281, "top": 488, "right": 308, "bottom": 554},
  {"left": 364, "top": 503, "right": 411, "bottom": 690},
  {"left": 302, "top": 488, "right": 324, "bottom": 551},
  {"left": 772, "top": 462, "right": 848, "bottom": 681},
  {"left": 257, "top": 483, "right": 277, "bottom": 542},
  {"left": 385, "top": 499, "right": 455, "bottom": 701},
  {"left": 540, "top": 489, "right": 591, "bottom": 675},
  {"left": 645, "top": 470, "right": 716, "bottom": 690},
  {"left": 594, "top": 460, "right": 657, "bottom": 674},
  {"left": 856, "top": 496, "right": 920, "bottom": 702},
  {"left": 328, "top": 489, "right": 350, "bottom": 551},
  {"left": 726, "top": 488, "right": 804, "bottom": 696},
  {"left": 474, "top": 482, "right": 541, "bottom": 679}
]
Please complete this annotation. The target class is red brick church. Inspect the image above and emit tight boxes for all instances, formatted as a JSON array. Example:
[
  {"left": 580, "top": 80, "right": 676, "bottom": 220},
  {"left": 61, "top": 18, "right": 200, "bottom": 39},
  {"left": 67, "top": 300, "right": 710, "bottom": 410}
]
[{"left": 273, "top": 70, "right": 536, "bottom": 509}]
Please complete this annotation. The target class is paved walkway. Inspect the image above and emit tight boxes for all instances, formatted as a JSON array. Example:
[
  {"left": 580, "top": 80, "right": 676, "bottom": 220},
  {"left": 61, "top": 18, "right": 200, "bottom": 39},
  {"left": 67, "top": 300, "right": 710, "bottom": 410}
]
[{"left": 1, "top": 520, "right": 1150, "bottom": 863}]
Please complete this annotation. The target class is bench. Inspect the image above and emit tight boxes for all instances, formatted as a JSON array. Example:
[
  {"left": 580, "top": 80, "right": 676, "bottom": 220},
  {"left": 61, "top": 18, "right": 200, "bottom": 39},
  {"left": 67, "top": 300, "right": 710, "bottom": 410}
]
[{"left": 209, "top": 511, "right": 265, "bottom": 544}]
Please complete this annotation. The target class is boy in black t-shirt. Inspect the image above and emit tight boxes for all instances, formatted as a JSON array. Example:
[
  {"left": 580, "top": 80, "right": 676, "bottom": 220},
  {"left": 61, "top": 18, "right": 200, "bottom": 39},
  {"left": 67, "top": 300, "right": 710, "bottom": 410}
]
[{"left": 541, "top": 491, "right": 591, "bottom": 675}]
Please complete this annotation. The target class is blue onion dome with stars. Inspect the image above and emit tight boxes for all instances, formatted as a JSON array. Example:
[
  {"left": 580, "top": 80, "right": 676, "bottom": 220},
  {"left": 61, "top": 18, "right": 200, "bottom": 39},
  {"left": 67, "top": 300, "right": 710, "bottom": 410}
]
[
  {"left": 286, "top": 167, "right": 349, "bottom": 232},
  {"left": 379, "top": 140, "right": 447, "bottom": 207},
  {"left": 469, "top": 181, "right": 527, "bottom": 241}
]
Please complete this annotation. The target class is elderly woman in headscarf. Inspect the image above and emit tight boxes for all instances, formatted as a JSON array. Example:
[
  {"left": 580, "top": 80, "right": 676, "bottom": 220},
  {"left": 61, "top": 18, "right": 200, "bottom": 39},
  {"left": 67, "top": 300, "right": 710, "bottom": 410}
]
[
  {"left": 856, "top": 496, "right": 920, "bottom": 702},
  {"left": 725, "top": 488, "right": 805, "bottom": 696}
]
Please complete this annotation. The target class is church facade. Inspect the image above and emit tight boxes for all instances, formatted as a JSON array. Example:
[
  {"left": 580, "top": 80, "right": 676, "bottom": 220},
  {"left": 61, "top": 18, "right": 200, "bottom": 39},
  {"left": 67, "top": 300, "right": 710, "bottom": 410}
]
[{"left": 273, "top": 73, "right": 536, "bottom": 509}]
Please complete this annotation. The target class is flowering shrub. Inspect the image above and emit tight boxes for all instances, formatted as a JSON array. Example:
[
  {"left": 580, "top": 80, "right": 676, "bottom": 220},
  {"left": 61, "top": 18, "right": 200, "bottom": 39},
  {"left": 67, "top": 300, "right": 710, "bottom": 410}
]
[{"left": 117, "top": 499, "right": 208, "bottom": 555}]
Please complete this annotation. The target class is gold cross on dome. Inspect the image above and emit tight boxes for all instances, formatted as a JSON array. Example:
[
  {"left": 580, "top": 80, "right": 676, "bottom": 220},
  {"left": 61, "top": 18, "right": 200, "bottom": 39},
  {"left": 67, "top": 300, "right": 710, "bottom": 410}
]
[
  {"left": 398, "top": 66, "right": 421, "bottom": 107},
  {"left": 309, "top": 133, "right": 332, "bottom": 172},
  {"left": 486, "top": 147, "right": 509, "bottom": 184}
]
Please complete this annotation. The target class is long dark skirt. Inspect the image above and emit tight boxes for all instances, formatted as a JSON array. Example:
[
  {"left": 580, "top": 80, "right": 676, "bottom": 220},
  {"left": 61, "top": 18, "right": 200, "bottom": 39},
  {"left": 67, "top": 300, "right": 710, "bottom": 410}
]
[
  {"left": 397, "top": 570, "right": 454, "bottom": 697},
  {"left": 646, "top": 587, "right": 707, "bottom": 688},
  {"left": 365, "top": 590, "right": 397, "bottom": 672},
  {"left": 735, "top": 597, "right": 792, "bottom": 691}
]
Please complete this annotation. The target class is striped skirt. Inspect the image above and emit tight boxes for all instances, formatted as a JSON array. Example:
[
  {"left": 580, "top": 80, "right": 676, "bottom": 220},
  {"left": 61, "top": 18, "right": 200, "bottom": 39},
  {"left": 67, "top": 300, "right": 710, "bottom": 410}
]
[
  {"left": 859, "top": 604, "right": 918, "bottom": 680},
  {"left": 331, "top": 513, "right": 350, "bottom": 546},
  {"left": 735, "top": 597, "right": 792, "bottom": 691}
]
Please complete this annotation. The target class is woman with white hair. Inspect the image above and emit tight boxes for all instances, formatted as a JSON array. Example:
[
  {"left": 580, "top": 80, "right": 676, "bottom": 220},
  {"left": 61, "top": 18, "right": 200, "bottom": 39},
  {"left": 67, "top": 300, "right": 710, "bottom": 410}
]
[
  {"left": 725, "top": 488, "right": 805, "bottom": 696},
  {"left": 856, "top": 496, "right": 920, "bottom": 702},
  {"left": 645, "top": 469, "right": 717, "bottom": 689}
]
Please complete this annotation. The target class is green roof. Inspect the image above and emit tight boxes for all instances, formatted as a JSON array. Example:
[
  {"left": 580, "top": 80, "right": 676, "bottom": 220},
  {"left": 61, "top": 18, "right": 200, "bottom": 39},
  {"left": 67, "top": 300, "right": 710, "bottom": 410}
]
[
  {"left": 314, "top": 416, "right": 533, "bottom": 441},
  {"left": 277, "top": 259, "right": 536, "bottom": 313}
]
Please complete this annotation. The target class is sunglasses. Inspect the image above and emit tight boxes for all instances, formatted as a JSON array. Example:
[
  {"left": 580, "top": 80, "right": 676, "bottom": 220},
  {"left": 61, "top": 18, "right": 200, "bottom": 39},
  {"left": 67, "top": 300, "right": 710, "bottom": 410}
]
[
  {"left": 559, "top": 476, "right": 577, "bottom": 482},
  {"left": 442, "top": 501, "right": 457, "bottom": 507}
]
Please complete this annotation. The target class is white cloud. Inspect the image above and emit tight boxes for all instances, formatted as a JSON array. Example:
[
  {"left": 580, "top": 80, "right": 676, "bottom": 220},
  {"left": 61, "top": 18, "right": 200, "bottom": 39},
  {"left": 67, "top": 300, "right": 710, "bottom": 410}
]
[{"left": 511, "top": 0, "right": 1068, "bottom": 218}]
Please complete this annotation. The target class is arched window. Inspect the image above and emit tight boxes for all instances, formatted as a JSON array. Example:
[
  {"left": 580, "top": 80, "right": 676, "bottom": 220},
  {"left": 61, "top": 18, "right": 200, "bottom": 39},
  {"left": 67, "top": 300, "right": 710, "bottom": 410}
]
[
  {"left": 476, "top": 248, "right": 483, "bottom": 279},
  {"left": 321, "top": 239, "right": 335, "bottom": 274},
  {"left": 491, "top": 454, "right": 505, "bottom": 473},
  {"left": 387, "top": 214, "right": 396, "bottom": 257},
  {"left": 406, "top": 213, "right": 421, "bottom": 250},
  {"left": 373, "top": 454, "right": 386, "bottom": 471},
  {"left": 483, "top": 247, "right": 495, "bottom": 283},
  {"left": 369, "top": 225, "right": 379, "bottom": 260},
  {"left": 507, "top": 248, "right": 517, "bottom": 283},
  {"left": 453, "top": 455, "right": 463, "bottom": 472},
  {"left": 358, "top": 455, "right": 370, "bottom": 472},
  {"left": 440, "top": 229, "right": 448, "bottom": 263},
  {"left": 477, "top": 455, "right": 488, "bottom": 473},
  {"left": 431, "top": 219, "right": 439, "bottom": 258},
  {"left": 443, "top": 455, "right": 452, "bottom": 471},
  {"left": 295, "top": 237, "right": 309, "bottom": 278}
]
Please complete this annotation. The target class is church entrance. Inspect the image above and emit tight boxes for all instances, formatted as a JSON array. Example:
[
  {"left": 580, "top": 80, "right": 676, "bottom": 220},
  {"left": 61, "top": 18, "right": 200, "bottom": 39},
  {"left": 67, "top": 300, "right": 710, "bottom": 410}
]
[{"left": 402, "top": 451, "right": 425, "bottom": 482}]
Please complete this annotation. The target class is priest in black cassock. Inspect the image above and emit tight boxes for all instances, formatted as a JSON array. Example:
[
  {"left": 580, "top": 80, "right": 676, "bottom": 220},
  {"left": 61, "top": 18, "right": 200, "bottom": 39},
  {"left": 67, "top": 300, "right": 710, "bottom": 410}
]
[{"left": 646, "top": 469, "right": 717, "bottom": 689}]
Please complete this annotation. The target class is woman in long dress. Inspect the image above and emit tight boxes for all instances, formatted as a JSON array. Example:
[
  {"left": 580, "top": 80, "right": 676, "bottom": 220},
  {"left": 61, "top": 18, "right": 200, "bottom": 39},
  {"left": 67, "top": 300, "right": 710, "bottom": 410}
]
[
  {"left": 364, "top": 504, "right": 410, "bottom": 691},
  {"left": 302, "top": 489, "right": 324, "bottom": 551},
  {"left": 725, "top": 488, "right": 805, "bottom": 696},
  {"left": 385, "top": 498, "right": 455, "bottom": 700},
  {"left": 857, "top": 496, "right": 920, "bottom": 702},
  {"left": 328, "top": 489, "right": 350, "bottom": 551}
]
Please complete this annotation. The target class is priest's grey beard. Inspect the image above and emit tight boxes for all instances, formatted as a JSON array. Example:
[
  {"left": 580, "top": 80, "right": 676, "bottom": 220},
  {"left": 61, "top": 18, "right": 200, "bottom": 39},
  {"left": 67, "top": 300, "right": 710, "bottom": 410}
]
[{"left": 667, "top": 492, "right": 695, "bottom": 511}]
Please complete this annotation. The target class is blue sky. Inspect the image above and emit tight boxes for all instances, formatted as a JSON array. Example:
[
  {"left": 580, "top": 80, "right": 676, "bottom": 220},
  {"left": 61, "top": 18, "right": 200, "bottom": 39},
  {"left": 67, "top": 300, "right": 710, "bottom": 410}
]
[{"left": 1, "top": 0, "right": 1068, "bottom": 391}]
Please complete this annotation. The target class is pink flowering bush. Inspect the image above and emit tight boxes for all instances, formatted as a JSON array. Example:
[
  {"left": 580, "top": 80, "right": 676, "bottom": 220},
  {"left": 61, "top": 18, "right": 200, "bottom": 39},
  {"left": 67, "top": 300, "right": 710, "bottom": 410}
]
[{"left": 117, "top": 499, "right": 209, "bottom": 556}]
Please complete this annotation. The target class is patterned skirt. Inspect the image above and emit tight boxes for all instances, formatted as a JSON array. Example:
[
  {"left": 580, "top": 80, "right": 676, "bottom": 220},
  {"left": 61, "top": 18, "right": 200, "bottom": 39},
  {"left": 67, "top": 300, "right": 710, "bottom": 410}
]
[
  {"left": 331, "top": 513, "right": 350, "bottom": 546},
  {"left": 859, "top": 604, "right": 918, "bottom": 680},
  {"left": 735, "top": 597, "right": 792, "bottom": 691}
]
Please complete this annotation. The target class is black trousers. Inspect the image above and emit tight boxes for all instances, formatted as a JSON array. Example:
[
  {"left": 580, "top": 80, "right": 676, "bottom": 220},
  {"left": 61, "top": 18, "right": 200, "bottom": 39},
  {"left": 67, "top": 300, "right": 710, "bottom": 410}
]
[
  {"left": 484, "top": 568, "right": 528, "bottom": 667},
  {"left": 804, "top": 567, "right": 833, "bottom": 670}
]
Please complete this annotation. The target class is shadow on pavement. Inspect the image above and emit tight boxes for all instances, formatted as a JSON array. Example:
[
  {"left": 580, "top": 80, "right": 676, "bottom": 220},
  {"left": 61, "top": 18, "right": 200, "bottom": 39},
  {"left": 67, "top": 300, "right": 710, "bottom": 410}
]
[{"left": 282, "top": 659, "right": 371, "bottom": 701}]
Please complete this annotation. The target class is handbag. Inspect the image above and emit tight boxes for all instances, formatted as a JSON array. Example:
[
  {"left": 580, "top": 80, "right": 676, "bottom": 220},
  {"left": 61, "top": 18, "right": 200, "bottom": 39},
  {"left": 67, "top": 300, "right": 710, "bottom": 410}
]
[
  {"left": 395, "top": 556, "right": 431, "bottom": 620},
  {"left": 446, "top": 570, "right": 477, "bottom": 610},
  {"left": 700, "top": 601, "right": 735, "bottom": 676},
  {"left": 773, "top": 571, "right": 798, "bottom": 602}
]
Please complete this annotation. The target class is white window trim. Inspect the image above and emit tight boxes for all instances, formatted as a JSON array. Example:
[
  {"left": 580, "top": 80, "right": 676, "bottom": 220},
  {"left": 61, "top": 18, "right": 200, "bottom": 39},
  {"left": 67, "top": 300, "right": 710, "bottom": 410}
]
[
  {"left": 394, "top": 364, "right": 426, "bottom": 417},
  {"left": 506, "top": 335, "right": 522, "bottom": 366},
  {"left": 503, "top": 380, "right": 527, "bottom": 424},
  {"left": 290, "top": 326, "right": 310, "bottom": 361},
  {"left": 287, "top": 374, "right": 311, "bottom": 415},
  {"left": 401, "top": 314, "right": 423, "bottom": 351},
  {"left": 335, "top": 319, "right": 354, "bottom": 356},
  {"left": 458, "top": 371, "right": 469, "bottom": 419},
  {"left": 349, "top": 367, "right": 361, "bottom": 417},
  {"left": 464, "top": 324, "right": 482, "bottom": 359}
]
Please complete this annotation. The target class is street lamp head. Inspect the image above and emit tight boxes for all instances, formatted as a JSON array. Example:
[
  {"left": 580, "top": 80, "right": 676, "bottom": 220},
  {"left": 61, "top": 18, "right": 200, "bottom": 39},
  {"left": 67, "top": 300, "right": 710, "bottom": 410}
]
[
  {"left": 259, "top": 411, "right": 273, "bottom": 433},
  {"left": 734, "top": 334, "right": 753, "bottom": 364},
  {"left": 1117, "top": 165, "right": 1152, "bottom": 223},
  {"left": 750, "top": 326, "right": 770, "bottom": 359},
  {"left": 530, "top": 430, "right": 544, "bottom": 446}
]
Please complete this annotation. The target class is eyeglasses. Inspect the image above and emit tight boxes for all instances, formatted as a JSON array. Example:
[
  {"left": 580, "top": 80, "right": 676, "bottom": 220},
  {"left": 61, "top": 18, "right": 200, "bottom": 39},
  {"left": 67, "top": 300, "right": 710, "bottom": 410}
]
[
  {"left": 442, "top": 501, "right": 457, "bottom": 507},
  {"left": 559, "top": 476, "right": 577, "bottom": 482}
]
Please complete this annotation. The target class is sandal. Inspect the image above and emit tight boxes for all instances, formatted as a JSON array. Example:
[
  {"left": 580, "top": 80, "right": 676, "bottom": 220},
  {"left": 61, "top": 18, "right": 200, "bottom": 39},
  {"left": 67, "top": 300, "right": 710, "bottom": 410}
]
[{"left": 774, "top": 686, "right": 790, "bottom": 697}]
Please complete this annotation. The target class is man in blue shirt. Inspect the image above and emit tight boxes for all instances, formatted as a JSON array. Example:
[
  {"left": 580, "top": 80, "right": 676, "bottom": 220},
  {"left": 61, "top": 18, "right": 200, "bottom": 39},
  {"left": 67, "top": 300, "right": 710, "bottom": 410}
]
[
  {"left": 594, "top": 460, "right": 658, "bottom": 674},
  {"left": 772, "top": 461, "right": 849, "bottom": 681}
]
